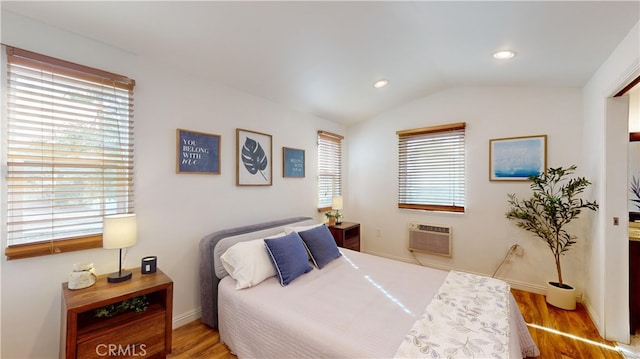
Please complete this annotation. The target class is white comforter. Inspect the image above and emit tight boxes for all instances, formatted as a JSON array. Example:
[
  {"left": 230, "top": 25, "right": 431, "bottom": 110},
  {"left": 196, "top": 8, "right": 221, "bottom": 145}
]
[{"left": 218, "top": 249, "right": 538, "bottom": 358}]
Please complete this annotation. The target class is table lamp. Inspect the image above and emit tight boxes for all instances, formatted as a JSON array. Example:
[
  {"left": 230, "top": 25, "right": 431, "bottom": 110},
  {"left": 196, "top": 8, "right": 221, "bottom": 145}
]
[
  {"left": 332, "top": 196, "right": 343, "bottom": 224},
  {"left": 103, "top": 213, "right": 137, "bottom": 283}
]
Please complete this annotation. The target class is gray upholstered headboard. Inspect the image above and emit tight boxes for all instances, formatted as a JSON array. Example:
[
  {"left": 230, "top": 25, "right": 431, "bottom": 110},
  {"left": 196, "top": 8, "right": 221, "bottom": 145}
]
[{"left": 198, "top": 216, "right": 315, "bottom": 328}]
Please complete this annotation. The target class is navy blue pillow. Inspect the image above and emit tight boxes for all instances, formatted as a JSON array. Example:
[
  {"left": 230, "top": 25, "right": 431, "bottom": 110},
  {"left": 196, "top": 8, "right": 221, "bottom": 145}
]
[
  {"left": 264, "top": 232, "right": 313, "bottom": 286},
  {"left": 298, "top": 224, "right": 342, "bottom": 269}
]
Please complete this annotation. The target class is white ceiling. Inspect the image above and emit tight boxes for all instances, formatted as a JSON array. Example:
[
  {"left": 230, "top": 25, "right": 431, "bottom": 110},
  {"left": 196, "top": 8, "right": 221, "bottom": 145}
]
[{"left": 2, "top": 1, "right": 639, "bottom": 125}]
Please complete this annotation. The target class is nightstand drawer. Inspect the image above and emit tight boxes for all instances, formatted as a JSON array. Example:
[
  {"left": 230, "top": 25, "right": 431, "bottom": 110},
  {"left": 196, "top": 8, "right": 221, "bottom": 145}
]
[{"left": 77, "top": 312, "right": 165, "bottom": 358}]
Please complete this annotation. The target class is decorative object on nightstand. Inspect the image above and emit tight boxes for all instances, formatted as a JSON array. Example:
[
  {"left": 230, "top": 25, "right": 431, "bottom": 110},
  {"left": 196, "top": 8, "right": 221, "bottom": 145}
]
[
  {"left": 141, "top": 256, "right": 157, "bottom": 274},
  {"left": 331, "top": 196, "right": 343, "bottom": 224},
  {"left": 324, "top": 212, "right": 337, "bottom": 226},
  {"left": 328, "top": 222, "right": 360, "bottom": 252},
  {"left": 93, "top": 295, "right": 149, "bottom": 318},
  {"left": 60, "top": 268, "right": 174, "bottom": 359},
  {"left": 67, "top": 263, "right": 96, "bottom": 290},
  {"left": 103, "top": 213, "right": 137, "bottom": 283}
]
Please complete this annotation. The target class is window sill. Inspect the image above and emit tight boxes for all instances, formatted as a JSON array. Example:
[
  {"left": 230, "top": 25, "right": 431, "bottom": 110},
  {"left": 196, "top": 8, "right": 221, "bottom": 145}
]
[
  {"left": 5, "top": 235, "right": 102, "bottom": 260},
  {"left": 398, "top": 204, "right": 465, "bottom": 213}
]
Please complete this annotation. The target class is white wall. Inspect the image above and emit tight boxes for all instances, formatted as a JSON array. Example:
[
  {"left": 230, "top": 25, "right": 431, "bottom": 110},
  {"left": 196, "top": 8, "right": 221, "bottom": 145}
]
[
  {"left": 0, "top": 11, "right": 343, "bottom": 358},
  {"left": 347, "top": 86, "right": 587, "bottom": 294},
  {"left": 582, "top": 20, "right": 640, "bottom": 343},
  {"left": 629, "top": 90, "right": 640, "bottom": 213},
  {"left": 630, "top": 89, "right": 640, "bottom": 132}
]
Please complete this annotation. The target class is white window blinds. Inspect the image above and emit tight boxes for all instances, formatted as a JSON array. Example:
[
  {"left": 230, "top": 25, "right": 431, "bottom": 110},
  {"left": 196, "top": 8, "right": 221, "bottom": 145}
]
[
  {"left": 4, "top": 46, "right": 135, "bottom": 251},
  {"left": 317, "top": 131, "right": 343, "bottom": 210},
  {"left": 397, "top": 123, "right": 466, "bottom": 212}
]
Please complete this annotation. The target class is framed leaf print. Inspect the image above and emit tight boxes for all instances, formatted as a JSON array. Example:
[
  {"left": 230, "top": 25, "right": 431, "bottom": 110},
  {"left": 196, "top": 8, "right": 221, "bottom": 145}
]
[{"left": 236, "top": 128, "right": 272, "bottom": 186}]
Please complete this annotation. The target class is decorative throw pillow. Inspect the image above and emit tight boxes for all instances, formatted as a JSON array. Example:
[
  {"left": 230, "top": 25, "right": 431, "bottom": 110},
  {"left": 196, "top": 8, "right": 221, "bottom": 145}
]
[
  {"left": 221, "top": 238, "right": 278, "bottom": 289},
  {"left": 264, "top": 232, "right": 313, "bottom": 286},
  {"left": 298, "top": 224, "right": 342, "bottom": 269}
]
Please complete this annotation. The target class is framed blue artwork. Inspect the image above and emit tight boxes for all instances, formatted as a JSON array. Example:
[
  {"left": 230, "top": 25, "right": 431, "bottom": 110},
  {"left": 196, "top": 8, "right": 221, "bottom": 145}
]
[
  {"left": 283, "top": 147, "right": 305, "bottom": 178},
  {"left": 176, "top": 129, "right": 221, "bottom": 174},
  {"left": 489, "top": 135, "right": 547, "bottom": 181},
  {"left": 236, "top": 128, "right": 272, "bottom": 186}
]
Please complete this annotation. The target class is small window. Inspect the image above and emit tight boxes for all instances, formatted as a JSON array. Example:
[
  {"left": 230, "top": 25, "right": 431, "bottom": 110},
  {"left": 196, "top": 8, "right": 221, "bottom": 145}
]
[
  {"left": 3, "top": 46, "right": 136, "bottom": 259},
  {"left": 397, "top": 122, "right": 466, "bottom": 212},
  {"left": 317, "top": 131, "right": 343, "bottom": 211}
]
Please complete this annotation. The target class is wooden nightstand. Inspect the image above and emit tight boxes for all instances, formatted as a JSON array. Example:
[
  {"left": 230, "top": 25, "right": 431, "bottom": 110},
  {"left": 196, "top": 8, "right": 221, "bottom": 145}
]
[
  {"left": 60, "top": 268, "right": 173, "bottom": 359},
  {"left": 329, "top": 222, "right": 360, "bottom": 252}
]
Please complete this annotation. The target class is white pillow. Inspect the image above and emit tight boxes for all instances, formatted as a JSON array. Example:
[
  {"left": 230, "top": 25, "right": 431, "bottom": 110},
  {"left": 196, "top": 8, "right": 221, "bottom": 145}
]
[
  {"left": 283, "top": 223, "right": 323, "bottom": 234},
  {"left": 266, "top": 231, "right": 288, "bottom": 239},
  {"left": 221, "top": 237, "right": 281, "bottom": 289}
]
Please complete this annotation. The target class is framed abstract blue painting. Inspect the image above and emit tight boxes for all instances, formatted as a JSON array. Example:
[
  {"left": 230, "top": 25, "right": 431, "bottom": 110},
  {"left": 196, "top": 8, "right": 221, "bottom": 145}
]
[
  {"left": 283, "top": 147, "right": 305, "bottom": 178},
  {"left": 489, "top": 135, "right": 547, "bottom": 181}
]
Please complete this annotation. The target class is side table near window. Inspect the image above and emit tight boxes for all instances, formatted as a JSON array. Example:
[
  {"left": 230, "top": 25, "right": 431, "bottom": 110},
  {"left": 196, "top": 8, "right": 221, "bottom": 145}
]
[
  {"left": 328, "top": 222, "right": 361, "bottom": 252},
  {"left": 60, "top": 267, "right": 173, "bottom": 359}
]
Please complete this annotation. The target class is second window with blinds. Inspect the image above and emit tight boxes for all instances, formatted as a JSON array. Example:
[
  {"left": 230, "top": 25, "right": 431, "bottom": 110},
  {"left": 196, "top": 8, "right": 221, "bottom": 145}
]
[
  {"left": 397, "top": 123, "right": 466, "bottom": 213},
  {"left": 317, "top": 131, "right": 343, "bottom": 212}
]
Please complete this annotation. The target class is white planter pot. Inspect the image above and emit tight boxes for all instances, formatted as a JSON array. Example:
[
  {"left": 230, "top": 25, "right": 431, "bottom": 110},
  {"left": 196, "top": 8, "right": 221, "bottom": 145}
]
[{"left": 546, "top": 281, "right": 576, "bottom": 310}]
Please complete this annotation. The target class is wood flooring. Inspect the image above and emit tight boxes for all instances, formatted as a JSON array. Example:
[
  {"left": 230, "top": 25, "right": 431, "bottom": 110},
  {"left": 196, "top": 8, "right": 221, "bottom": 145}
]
[
  {"left": 168, "top": 289, "right": 623, "bottom": 359},
  {"left": 510, "top": 289, "right": 622, "bottom": 358},
  {"left": 167, "top": 320, "right": 235, "bottom": 359}
]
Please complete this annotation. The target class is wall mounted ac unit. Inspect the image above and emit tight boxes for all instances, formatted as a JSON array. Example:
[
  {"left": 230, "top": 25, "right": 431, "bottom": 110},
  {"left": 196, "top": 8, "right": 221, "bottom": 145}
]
[{"left": 408, "top": 223, "right": 452, "bottom": 257}]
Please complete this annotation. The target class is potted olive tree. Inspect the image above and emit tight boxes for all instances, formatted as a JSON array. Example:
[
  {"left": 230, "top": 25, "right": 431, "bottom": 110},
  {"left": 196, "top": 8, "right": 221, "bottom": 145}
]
[{"left": 506, "top": 165, "right": 598, "bottom": 310}]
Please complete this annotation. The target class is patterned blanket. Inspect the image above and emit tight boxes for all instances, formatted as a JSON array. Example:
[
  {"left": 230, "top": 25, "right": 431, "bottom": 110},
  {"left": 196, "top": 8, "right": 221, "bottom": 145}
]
[{"left": 394, "top": 271, "right": 511, "bottom": 358}]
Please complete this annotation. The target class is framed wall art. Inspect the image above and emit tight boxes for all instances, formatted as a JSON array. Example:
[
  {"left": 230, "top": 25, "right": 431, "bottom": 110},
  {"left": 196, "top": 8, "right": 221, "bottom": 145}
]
[
  {"left": 283, "top": 147, "right": 305, "bottom": 178},
  {"left": 489, "top": 135, "right": 547, "bottom": 181},
  {"left": 236, "top": 128, "right": 272, "bottom": 186},
  {"left": 176, "top": 129, "right": 221, "bottom": 174}
]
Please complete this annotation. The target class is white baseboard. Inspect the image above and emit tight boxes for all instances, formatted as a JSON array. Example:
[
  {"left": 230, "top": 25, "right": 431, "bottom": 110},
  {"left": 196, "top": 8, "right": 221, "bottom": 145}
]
[
  {"left": 503, "top": 278, "right": 547, "bottom": 295},
  {"left": 362, "top": 249, "right": 415, "bottom": 265},
  {"left": 581, "top": 297, "right": 606, "bottom": 340},
  {"left": 173, "top": 308, "right": 201, "bottom": 329},
  {"left": 362, "top": 249, "right": 573, "bottom": 298}
]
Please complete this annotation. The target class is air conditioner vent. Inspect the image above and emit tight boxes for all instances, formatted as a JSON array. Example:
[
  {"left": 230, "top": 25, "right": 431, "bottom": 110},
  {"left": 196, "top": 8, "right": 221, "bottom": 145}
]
[
  {"left": 415, "top": 224, "right": 450, "bottom": 234},
  {"left": 408, "top": 223, "right": 452, "bottom": 257}
]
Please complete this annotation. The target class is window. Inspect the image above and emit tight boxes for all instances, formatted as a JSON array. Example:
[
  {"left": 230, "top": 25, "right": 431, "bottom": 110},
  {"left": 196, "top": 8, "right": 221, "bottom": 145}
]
[
  {"left": 397, "top": 122, "right": 465, "bottom": 212},
  {"left": 317, "top": 131, "right": 343, "bottom": 211},
  {"left": 3, "top": 46, "right": 135, "bottom": 259}
]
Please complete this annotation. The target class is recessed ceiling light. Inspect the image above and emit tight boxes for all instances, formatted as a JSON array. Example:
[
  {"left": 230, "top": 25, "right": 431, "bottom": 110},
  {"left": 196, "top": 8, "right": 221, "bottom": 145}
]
[
  {"left": 493, "top": 50, "right": 516, "bottom": 60},
  {"left": 373, "top": 79, "right": 389, "bottom": 88}
]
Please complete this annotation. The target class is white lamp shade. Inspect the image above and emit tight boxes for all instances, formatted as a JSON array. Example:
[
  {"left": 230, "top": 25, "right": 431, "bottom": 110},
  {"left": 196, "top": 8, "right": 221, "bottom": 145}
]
[
  {"left": 103, "top": 214, "right": 137, "bottom": 249},
  {"left": 332, "top": 196, "right": 343, "bottom": 210}
]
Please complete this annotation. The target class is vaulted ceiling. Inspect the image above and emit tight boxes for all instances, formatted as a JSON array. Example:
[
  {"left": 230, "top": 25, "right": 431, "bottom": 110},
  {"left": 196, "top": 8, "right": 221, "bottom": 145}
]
[{"left": 2, "top": 1, "right": 638, "bottom": 124}]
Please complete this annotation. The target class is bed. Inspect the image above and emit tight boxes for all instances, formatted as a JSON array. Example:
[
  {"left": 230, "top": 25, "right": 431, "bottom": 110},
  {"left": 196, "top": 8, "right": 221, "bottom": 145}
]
[{"left": 199, "top": 217, "right": 540, "bottom": 358}]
